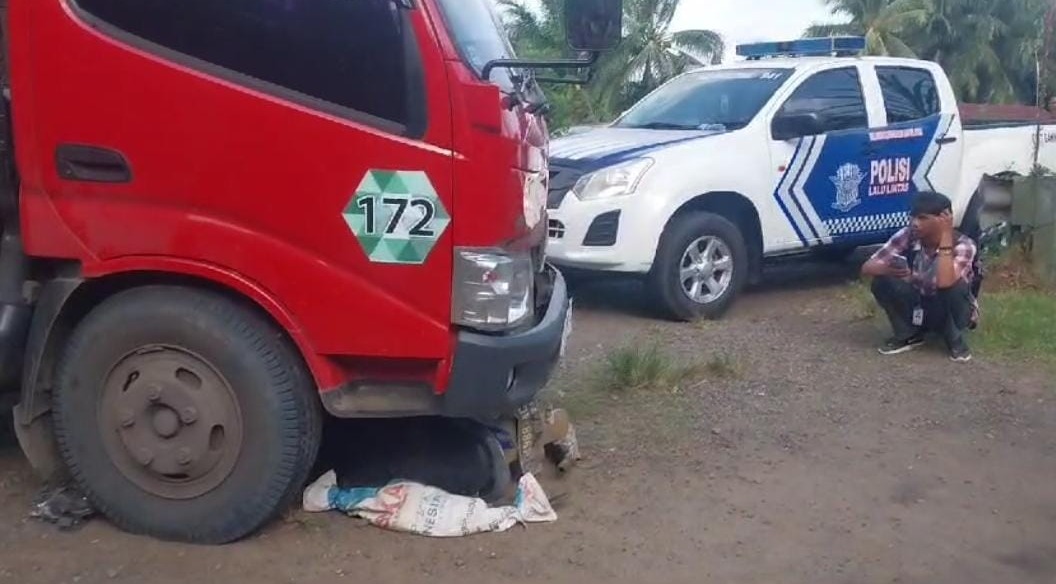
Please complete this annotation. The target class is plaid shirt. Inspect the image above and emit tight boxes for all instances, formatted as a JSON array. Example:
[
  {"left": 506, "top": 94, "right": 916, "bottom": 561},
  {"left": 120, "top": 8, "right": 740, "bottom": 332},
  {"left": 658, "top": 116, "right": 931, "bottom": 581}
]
[{"left": 870, "top": 227, "right": 977, "bottom": 297}]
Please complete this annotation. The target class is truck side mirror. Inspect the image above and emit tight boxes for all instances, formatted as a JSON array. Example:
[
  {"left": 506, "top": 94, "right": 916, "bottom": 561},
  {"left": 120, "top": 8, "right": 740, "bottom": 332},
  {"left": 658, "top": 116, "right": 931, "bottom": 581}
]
[
  {"left": 566, "top": 0, "right": 623, "bottom": 52},
  {"left": 772, "top": 112, "right": 825, "bottom": 141}
]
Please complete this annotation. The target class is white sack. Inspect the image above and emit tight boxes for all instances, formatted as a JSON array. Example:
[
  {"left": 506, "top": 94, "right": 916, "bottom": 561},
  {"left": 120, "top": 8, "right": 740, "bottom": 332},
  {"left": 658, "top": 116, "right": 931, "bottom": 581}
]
[{"left": 303, "top": 471, "right": 556, "bottom": 537}]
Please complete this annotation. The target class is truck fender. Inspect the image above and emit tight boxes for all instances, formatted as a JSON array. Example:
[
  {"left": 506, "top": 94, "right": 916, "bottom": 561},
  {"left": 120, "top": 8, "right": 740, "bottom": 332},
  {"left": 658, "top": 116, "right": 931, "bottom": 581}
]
[
  {"left": 13, "top": 259, "right": 342, "bottom": 481},
  {"left": 14, "top": 277, "right": 82, "bottom": 482},
  {"left": 83, "top": 256, "right": 343, "bottom": 387}
]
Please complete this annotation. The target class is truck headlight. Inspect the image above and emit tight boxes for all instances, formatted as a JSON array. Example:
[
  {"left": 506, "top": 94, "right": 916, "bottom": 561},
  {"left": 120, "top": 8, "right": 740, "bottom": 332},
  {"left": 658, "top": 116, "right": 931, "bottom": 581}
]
[
  {"left": 571, "top": 158, "right": 654, "bottom": 201},
  {"left": 452, "top": 248, "right": 534, "bottom": 331}
]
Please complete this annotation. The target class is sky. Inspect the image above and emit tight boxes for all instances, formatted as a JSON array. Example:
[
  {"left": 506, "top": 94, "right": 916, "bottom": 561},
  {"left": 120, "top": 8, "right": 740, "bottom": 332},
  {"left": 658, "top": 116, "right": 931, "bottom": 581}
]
[{"left": 669, "top": 0, "right": 839, "bottom": 62}]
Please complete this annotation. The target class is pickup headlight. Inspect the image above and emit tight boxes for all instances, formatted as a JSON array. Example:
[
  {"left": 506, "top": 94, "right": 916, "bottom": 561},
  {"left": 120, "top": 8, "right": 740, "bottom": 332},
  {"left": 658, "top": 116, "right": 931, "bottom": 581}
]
[
  {"left": 452, "top": 248, "right": 534, "bottom": 331},
  {"left": 571, "top": 158, "right": 654, "bottom": 201}
]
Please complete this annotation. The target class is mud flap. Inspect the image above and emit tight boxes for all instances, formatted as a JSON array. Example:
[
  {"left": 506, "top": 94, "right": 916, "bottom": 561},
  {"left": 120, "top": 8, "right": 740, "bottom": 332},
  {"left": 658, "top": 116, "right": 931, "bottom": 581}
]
[{"left": 12, "top": 403, "right": 66, "bottom": 483}]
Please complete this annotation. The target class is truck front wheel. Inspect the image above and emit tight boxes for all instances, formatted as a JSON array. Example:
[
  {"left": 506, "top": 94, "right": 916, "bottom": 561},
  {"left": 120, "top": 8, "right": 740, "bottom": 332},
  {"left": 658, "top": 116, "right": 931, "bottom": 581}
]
[
  {"left": 52, "top": 286, "right": 322, "bottom": 543},
  {"left": 648, "top": 212, "right": 749, "bottom": 321}
]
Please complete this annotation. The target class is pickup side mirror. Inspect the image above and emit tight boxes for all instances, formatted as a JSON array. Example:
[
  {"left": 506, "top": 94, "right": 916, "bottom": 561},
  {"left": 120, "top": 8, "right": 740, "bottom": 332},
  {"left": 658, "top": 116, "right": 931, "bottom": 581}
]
[
  {"left": 772, "top": 112, "right": 825, "bottom": 141},
  {"left": 566, "top": 0, "right": 623, "bottom": 52}
]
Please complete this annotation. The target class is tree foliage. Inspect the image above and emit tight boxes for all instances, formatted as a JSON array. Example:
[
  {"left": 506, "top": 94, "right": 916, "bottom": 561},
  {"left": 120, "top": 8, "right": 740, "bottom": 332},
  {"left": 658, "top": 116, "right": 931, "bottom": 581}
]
[
  {"left": 500, "top": 0, "right": 1054, "bottom": 130},
  {"left": 499, "top": 0, "right": 723, "bottom": 131},
  {"left": 809, "top": 0, "right": 1054, "bottom": 105}
]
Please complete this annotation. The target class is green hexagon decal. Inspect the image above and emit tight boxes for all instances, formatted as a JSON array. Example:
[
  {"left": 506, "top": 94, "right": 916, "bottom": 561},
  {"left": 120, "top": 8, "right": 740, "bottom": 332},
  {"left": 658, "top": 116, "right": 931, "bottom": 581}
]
[{"left": 343, "top": 170, "right": 450, "bottom": 265}]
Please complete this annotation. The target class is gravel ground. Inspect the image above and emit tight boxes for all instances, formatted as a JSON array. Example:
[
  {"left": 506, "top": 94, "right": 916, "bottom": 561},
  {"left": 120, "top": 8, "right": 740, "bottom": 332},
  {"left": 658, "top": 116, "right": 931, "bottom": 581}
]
[{"left": 1, "top": 259, "right": 1054, "bottom": 584}]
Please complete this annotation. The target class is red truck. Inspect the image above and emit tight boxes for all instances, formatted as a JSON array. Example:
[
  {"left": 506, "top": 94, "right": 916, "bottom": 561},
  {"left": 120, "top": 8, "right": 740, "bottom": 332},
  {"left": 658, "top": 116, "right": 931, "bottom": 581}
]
[{"left": 0, "top": 0, "right": 621, "bottom": 542}]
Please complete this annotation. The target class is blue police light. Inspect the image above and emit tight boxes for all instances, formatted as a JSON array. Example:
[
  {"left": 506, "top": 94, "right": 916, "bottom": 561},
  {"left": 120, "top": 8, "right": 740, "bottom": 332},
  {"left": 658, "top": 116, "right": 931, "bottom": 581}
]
[{"left": 736, "top": 37, "right": 867, "bottom": 60}]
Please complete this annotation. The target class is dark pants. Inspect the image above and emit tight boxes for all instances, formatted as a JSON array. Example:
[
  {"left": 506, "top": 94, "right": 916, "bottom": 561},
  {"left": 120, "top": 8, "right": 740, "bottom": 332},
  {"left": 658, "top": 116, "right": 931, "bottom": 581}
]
[{"left": 871, "top": 276, "right": 973, "bottom": 349}]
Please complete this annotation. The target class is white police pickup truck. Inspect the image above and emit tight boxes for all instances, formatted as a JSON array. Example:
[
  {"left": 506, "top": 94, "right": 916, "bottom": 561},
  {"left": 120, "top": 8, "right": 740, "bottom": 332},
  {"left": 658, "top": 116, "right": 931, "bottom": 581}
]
[{"left": 545, "top": 37, "right": 1056, "bottom": 320}]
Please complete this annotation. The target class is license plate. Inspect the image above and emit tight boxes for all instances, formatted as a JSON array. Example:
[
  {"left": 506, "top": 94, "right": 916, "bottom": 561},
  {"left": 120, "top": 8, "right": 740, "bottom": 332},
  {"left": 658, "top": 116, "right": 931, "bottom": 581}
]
[{"left": 559, "top": 299, "right": 574, "bottom": 358}]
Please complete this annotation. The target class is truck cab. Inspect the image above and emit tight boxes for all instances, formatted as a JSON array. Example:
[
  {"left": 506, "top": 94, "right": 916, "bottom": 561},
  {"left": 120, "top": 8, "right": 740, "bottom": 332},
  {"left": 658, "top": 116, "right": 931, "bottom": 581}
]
[
  {"left": 546, "top": 37, "right": 1056, "bottom": 320},
  {"left": 0, "top": 0, "right": 620, "bottom": 543}
]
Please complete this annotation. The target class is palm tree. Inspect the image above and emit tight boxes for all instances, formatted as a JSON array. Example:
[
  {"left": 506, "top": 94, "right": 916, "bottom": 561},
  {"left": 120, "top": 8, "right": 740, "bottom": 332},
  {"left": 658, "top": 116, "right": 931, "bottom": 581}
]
[
  {"left": 590, "top": 0, "right": 724, "bottom": 113},
  {"left": 987, "top": 0, "right": 1050, "bottom": 105},
  {"left": 806, "top": 0, "right": 1048, "bottom": 105},
  {"left": 499, "top": 0, "right": 565, "bottom": 60},
  {"left": 1043, "top": 3, "right": 1056, "bottom": 108},
  {"left": 499, "top": 0, "right": 604, "bottom": 128},
  {"left": 907, "top": 0, "right": 1020, "bottom": 103},
  {"left": 805, "top": 0, "right": 928, "bottom": 57},
  {"left": 904, "top": 0, "right": 1051, "bottom": 104},
  {"left": 499, "top": 0, "right": 724, "bottom": 125}
]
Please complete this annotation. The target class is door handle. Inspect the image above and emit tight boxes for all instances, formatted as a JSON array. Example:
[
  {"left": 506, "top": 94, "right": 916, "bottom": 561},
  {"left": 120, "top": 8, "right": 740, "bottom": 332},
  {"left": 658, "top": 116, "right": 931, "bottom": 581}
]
[
  {"left": 935, "top": 136, "right": 958, "bottom": 145},
  {"left": 55, "top": 145, "right": 132, "bottom": 183}
]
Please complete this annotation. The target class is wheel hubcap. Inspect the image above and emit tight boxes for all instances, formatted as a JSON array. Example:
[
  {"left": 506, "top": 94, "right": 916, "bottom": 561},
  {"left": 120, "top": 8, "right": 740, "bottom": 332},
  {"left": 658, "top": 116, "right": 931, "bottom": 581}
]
[
  {"left": 99, "top": 347, "right": 243, "bottom": 500},
  {"left": 679, "top": 235, "right": 734, "bottom": 304}
]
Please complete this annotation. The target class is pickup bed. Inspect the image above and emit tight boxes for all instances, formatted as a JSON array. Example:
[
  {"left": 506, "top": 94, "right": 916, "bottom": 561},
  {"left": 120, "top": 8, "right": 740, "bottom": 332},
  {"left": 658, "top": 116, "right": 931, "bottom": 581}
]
[{"left": 545, "top": 50, "right": 1056, "bottom": 320}]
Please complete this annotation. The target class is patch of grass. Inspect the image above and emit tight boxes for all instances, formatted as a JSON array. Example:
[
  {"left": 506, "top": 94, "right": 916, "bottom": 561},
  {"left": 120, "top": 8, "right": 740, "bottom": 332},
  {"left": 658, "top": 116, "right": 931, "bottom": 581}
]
[
  {"left": 974, "top": 290, "right": 1056, "bottom": 367},
  {"left": 985, "top": 242, "right": 1046, "bottom": 292},
  {"left": 970, "top": 244, "right": 1056, "bottom": 367},
  {"left": 553, "top": 345, "right": 743, "bottom": 445},
  {"left": 545, "top": 376, "right": 605, "bottom": 420},
  {"left": 600, "top": 344, "right": 672, "bottom": 391},
  {"left": 843, "top": 278, "right": 881, "bottom": 322},
  {"left": 702, "top": 352, "right": 739, "bottom": 379},
  {"left": 596, "top": 343, "right": 738, "bottom": 393}
]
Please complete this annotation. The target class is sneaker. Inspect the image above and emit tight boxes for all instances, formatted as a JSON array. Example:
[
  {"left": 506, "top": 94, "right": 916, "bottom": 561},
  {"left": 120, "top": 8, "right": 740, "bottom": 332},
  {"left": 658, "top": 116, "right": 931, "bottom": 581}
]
[
  {"left": 878, "top": 334, "right": 925, "bottom": 355},
  {"left": 949, "top": 340, "right": 973, "bottom": 363}
]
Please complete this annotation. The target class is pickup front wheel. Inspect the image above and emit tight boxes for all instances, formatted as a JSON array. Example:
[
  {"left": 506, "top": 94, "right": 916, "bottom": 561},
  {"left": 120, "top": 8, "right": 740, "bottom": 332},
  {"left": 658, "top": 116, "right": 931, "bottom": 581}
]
[
  {"left": 52, "top": 286, "right": 322, "bottom": 543},
  {"left": 649, "top": 212, "right": 748, "bottom": 321}
]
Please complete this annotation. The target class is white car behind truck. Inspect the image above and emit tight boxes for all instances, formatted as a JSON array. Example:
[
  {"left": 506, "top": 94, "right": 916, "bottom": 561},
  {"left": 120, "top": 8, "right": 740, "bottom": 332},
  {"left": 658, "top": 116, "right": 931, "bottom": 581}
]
[{"left": 545, "top": 37, "right": 1056, "bottom": 320}]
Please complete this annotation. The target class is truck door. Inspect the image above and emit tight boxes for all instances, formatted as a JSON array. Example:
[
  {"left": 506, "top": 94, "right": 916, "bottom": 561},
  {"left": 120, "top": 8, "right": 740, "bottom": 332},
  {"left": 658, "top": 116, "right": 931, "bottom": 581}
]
[
  {"left": 19, "top": 0, "right": 455, "bottom": 359},
  {"left": 767, "top": 65, "right": 874, "bottom": 248},
  {"left": 868, "top": 65, "right": 963, "bottom": 213}
]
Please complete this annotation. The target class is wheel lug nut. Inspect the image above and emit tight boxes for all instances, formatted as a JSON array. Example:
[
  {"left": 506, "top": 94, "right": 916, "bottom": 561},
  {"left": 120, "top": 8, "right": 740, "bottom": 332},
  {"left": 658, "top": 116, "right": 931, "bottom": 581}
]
[
  {"left": 135, "top": 448, "right": 153, "bottom": 466},
  {"left": 180, "top": 407, "right": 198, "bottom": 424},
  {"left": 147, "top": 384, "right": 163, "bottom": 402},
  {"left": 119, "top": 409, "right": 136, "bottom": 428},
  {"left": 176, "top": 448, "right": 193, "bottom": 466}
]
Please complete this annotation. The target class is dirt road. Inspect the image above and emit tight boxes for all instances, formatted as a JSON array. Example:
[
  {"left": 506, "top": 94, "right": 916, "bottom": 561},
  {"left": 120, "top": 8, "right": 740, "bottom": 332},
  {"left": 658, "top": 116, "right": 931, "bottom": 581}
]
[{"left": 2, "top": 260, "right": 1055, "bottom": 584}]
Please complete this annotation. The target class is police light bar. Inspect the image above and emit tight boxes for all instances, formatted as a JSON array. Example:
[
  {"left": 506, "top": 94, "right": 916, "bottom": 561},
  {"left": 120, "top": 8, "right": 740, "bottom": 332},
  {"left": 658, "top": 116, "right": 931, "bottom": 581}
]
[{"left": 736, "top": 37, "right": 867, "bottom": 60}]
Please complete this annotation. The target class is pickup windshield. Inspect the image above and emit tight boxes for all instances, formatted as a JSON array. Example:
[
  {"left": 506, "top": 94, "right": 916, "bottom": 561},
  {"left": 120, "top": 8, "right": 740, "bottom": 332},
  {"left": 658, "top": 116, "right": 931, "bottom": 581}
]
[
  {"left": 615, "top": 68, "right": 794, "bottom": 131},
  {"left": 435, "top": 0, "right": 518, "bottom": 89}
]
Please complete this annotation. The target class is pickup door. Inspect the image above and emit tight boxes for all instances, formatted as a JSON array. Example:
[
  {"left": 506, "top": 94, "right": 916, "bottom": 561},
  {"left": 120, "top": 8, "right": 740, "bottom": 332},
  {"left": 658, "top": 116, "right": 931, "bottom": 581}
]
[{"left": 766, "top": 61, "right": 962, "bottom": 250}]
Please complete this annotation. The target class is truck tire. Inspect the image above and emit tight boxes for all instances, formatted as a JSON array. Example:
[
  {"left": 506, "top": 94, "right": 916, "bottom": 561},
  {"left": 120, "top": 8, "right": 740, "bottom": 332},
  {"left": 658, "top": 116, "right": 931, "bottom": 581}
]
[
  {"left": 648, "top": 212, "right": 748, "bottom": 321},
  {"left": 52, "top": 286, "right": 322, "bottom": 544}
]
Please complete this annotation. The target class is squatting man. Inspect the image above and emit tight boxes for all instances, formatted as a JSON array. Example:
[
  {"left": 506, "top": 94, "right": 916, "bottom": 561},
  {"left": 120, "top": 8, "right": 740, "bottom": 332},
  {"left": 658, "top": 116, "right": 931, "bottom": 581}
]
[{"left": 860, "top": 191, "right": 979, "bottom": 362}]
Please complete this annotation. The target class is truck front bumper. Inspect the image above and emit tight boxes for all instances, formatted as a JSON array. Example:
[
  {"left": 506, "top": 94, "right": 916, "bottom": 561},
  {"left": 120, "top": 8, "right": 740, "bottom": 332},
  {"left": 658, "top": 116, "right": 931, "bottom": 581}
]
[
  {"left": 320, "top": 266, "right": 571, "bottom": 419},
  {"left": 443, "top": 265, "right": 570, "bottom": 416}
]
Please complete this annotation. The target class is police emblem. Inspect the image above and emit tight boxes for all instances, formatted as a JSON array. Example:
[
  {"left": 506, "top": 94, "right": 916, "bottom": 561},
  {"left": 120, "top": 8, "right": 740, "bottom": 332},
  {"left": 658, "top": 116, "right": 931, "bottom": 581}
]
[{"left": 830, "top": 163, "right": 865, "bottom": 213}]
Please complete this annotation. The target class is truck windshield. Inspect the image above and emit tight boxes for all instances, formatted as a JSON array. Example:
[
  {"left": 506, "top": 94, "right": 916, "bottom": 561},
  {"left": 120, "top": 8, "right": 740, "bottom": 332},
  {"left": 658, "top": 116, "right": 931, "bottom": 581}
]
[
  {"left": 435, "top": 0, "right": 518, "bottom": 89},
  {"left": 615, "top": 68, "right": 794, "bottom": 131}
]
